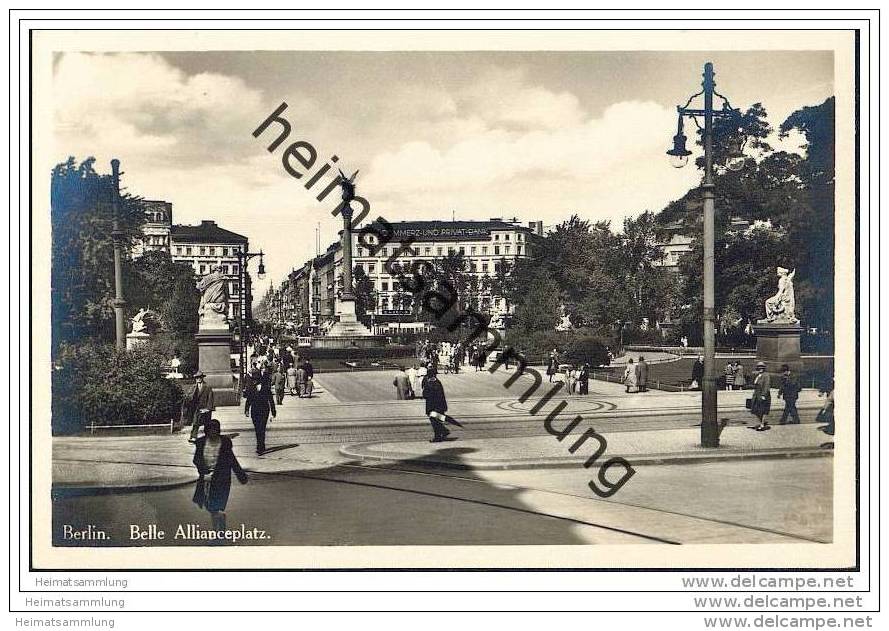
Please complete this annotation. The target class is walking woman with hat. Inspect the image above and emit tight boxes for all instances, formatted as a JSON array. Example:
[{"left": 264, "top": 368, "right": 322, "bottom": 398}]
[
  {"left": 422, "top": 367, "right": 463, "bottom": 442},
  {"left": 192, "top": 418, "right": 248, "bottom": 532},
  {"left": 749, "top": 361, "right": 772, "bottom": 431}
]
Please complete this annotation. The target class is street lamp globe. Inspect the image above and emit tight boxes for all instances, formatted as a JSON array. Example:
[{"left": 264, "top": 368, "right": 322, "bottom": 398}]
[
  {"left": 666, "top": 119, "right": 693, "bottom": 169},
  {"left": 257, "top": 251, "right": 266, "bottom": 280},
  {"left": 668, "top": 151, "right": 690, "bottom": 169}
]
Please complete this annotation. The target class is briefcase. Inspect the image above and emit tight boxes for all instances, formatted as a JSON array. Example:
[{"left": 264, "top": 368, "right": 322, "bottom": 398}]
[{"left": 745, "top": 398, "right": 753, "bottom": 409}]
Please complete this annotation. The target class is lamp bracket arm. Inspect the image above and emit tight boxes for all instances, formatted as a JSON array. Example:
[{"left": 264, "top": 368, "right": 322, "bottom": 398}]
[{"left": 680, "top": 89, "right": 704, "bottom": 111}]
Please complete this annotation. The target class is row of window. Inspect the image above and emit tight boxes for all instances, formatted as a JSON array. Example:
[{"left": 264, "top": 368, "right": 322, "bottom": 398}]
[
  {"left": 143, "top": 235, "right": 169, "bottom": 247},
  {"left": 194, "top": 263, "right": 240, "bottom": 277},
  {"left": 360, "top": 232, "right": 525, "bottom": 245},
  {"left": 175, "top": 245, "right": 243, "bottom": 257},
  {"left": 359, "top": 260, "right": 506, "bottom": 276},
  {"left": 357, "top": 244, "right": 524, "bottom": 258}
]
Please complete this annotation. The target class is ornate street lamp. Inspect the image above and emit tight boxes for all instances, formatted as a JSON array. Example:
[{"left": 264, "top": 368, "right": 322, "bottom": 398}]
[
  {"left": 668, "top": 62, "right": 744, "bottom": 448},
  {"left": 235, "top": 248, "right": 266, "bottom": 391}
]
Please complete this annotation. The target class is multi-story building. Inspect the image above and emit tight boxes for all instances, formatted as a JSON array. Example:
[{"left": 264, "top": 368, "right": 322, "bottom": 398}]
[
  {"left": 133, "top": 200, "right": 173, "bottom": 257},
  {"left": 289, "top": 218, "right": 543, "bottom": 330},
  {"left": 170, "top": 220, "right": 249, "bottom": 322}
]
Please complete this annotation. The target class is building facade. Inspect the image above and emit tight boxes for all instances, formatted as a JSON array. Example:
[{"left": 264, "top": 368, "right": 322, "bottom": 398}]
[
  {"left": 276, "top": 218, "right": 543, "bottom": 331},
  {"left": 170, "top": 220, "right": 249, "bottom": 322},
  {"left": 133, "top": 200, "right": 173, "bottom": 257}
]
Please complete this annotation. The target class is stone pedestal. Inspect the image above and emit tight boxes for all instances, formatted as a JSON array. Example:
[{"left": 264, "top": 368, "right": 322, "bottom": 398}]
[
  {"left": 126, "top": 331, "right": 150, "bottom": 350},
  {"left": 196, "top": 327, "right": 239, "bottom": 406},
  {"left": 753, "top": 321, "right": 803, "bottom": 380},
  {"left": 327, "top": 297, "right": 374, "bottom": 337}
]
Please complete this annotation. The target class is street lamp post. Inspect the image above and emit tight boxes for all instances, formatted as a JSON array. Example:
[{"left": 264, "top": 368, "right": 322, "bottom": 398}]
[
  {"left": 110, "top": 159, "right": 127, "bottom": 350},
  {"left": 235, "top": 249, "right": 265, "bottom": 389},
  {"left": 668, "top": 62, "right": 745, "bottom": 447}
]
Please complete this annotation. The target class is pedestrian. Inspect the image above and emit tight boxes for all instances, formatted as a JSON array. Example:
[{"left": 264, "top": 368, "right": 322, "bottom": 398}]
[
  {"left": 623, "top": 358, "right": 638, "bottom": 393},
  {"left": 406, "top": 364, "right": 419, "bottom": 398},
  {"left": 723, "top": 361, "right": 735, "bottom": 391},
  {"left": 578, "top": 364, "right": 590, "bottom": 395},
  {"left": 778, "top": 363, "right": 801, "bottom": 424},
  {"left": 393, "top": 365, "right": 412, "bottom": 400},
  {"left": 301, "top": 358, "right": 314, "bottom": 398},
  {"left": 690, "top": 355, "right": 704, "bottom": 390},
  {"left": 286, "top": 364, "right": 298, "bottom": 396},
  {"left": 244, "top": 368, "right": 276, "bottom": 455},
  {"left": 564, "top": 365, "right": 576, "bottom": 396},
  {"left": 636, "top": 355, "right": 649, "bottom": 392},
  {"left": 191, "top": 418, "right": 248, "bottom": 532},
  {"left": 817, "top": 379, "right": 835, "bottom": 437},
  {"left": 748, "top": 361, "right": 772, "bottom": 431},
  {"left": 546, "top": 350, "right": 558, "bottom": 383},
  {"left": 733, "top": 361, "right": 746, "bottom": 390},
  {"left": 184, "top": 371, "right": 215, "bottom": 443},
  {"left": 422, "top": 367, "right": 462, "bottom": 442},
  {"left": 272, "top": 364, "right": 286, "bottom": 406}
]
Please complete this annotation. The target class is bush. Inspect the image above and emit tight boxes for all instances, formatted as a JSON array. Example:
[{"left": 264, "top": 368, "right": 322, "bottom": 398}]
[
  {"left": 565, "top": 336, "right": 610, "bottom": 367},
  {"left": 52, "top": 343, "right": 184, "bottom": 435}
]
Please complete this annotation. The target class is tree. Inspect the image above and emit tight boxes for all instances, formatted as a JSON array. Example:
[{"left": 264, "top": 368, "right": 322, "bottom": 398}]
[
  {"left": 513, "top": 274, "right": 561, "bottom": 332},
  {"left": 353, "top": 264, "right": 377, "bottom": 326},
  {"left": 127, "top": 250, "right": 201, "bottom": 372},
  {"left": 51, "top": 157, "right": 144, "bottom": 353}
]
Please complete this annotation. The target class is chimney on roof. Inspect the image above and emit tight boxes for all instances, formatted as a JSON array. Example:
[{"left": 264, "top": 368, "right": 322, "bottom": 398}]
[{"left": 201, "top": 220, "right": 216, "bottom": 226}]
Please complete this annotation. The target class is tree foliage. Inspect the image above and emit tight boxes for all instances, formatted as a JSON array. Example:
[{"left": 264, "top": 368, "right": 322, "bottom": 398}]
[{"left": 51, "top": 157, "right": 145, "bottom": 352}]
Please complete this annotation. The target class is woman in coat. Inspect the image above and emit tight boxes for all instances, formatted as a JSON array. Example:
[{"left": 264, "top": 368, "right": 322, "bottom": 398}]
[
  {"left": 623, "top": 358, "right": 638, "bottom": 393},
  {"left": 192, "top": 419, "right": 248, "bottom": 531},
  {"left": 733, "top": 361, "right": 746, "bottom": 390},
  {"left": 749, "top": 361, "right": 772, "bottom": 431},
  {"left": 422, "top": 368, "right": 462, "bottom": 442}
]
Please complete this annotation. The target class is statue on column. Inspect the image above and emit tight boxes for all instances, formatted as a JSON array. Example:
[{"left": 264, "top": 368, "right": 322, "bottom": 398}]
[
  {"left": 763, "top": 267, "right": 798, "bottom": 323},
  {"left": 197, "top": 264, "right": 230, "bottom": 328}
]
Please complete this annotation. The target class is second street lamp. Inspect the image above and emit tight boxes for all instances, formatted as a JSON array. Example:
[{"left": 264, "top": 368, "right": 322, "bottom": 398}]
[
  {"left": 235, "top": 248, "right": 265, "bottom": 392},
  {"left": 668, "top": 61, "right": 744, "bottom": 448}
]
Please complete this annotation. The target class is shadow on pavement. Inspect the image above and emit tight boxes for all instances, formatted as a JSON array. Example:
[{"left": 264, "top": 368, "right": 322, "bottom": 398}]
[{"left": 50, "top": 436, "right": 630, "bottom": 548}]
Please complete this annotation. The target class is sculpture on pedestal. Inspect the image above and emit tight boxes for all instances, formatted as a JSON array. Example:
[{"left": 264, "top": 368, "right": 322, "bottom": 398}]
[
  {"left": 762, "top": 267, "right": 798, "bottom": 323},
  {"left": 197, "top": 264, "right": 230, "bottom": 329}
]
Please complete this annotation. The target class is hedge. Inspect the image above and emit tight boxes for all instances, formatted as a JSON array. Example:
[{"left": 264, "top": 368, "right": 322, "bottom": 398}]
[{"left": 52, "top": 343, "right": 184, "bottom": 435}]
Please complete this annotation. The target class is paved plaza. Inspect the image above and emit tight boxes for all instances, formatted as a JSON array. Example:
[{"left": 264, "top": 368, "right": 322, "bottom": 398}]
[{"left": 51, "top": 365, "right": 834, "bottom": 547}]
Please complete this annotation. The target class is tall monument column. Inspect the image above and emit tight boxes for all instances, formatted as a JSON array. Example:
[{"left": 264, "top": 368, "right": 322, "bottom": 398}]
[
  {"left": 340, "top": 204, "right": 355, "bottom": 301},
  {"left": 326, "top": 169, "right": 374, "bottom": 339}
]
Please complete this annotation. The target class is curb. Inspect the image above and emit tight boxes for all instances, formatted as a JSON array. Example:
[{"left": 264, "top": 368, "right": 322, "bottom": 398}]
[{"left": 338, "top": 443, "right": 833, "bottom": 470}]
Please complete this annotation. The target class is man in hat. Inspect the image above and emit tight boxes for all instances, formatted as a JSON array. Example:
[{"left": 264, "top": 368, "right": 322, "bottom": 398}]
[
  {"left": 184, "top": 371, "right": 216, "bottom": 442},
  {"left": 749, "top": 361, "right": 772, "bottom": 431},
  {"left": 778, "top": 363, "right": 801, "bottom": 424}
]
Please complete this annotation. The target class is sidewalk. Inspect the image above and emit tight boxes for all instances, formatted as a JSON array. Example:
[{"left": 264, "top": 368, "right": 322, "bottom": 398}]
[
  {"left": 53, "top": 421, "right": 831, "bottom": 494},
  {"left": 339, "top": 423, "right": 832, "bottom": 470}
]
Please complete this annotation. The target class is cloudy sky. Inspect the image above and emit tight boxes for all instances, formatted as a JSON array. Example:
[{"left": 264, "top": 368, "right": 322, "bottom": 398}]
[{"left": 52, "top": 50, "right": 833, "bottom": 287}]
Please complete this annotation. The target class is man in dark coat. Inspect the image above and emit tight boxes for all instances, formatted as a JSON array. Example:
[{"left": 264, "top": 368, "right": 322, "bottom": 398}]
[
  {"left": 184, "top": 372, "right": 216, "bottom": 442},
  {"left": 578, "top": 364, "right": 590, "bottom": 395},
  {"left": 778, "top": 364, "right": 801, "bottom": 424},
  {"left": 636, "top": 356, "right": 649, "bottom": 392},
  {"left": 421, "top": 368, "right": 462, "bottom": 442},
  {"left": 192, "top": 418, "right": 248, "bottom": 531},
  {"left": 690, "top": 355, "right": 704, "bottom": 390},
  {"left": 301, "top": 358, "right": 314, "bottom": 397},
  {"left": 244, "top": 369, "right": 276, "bottom": 454}
]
